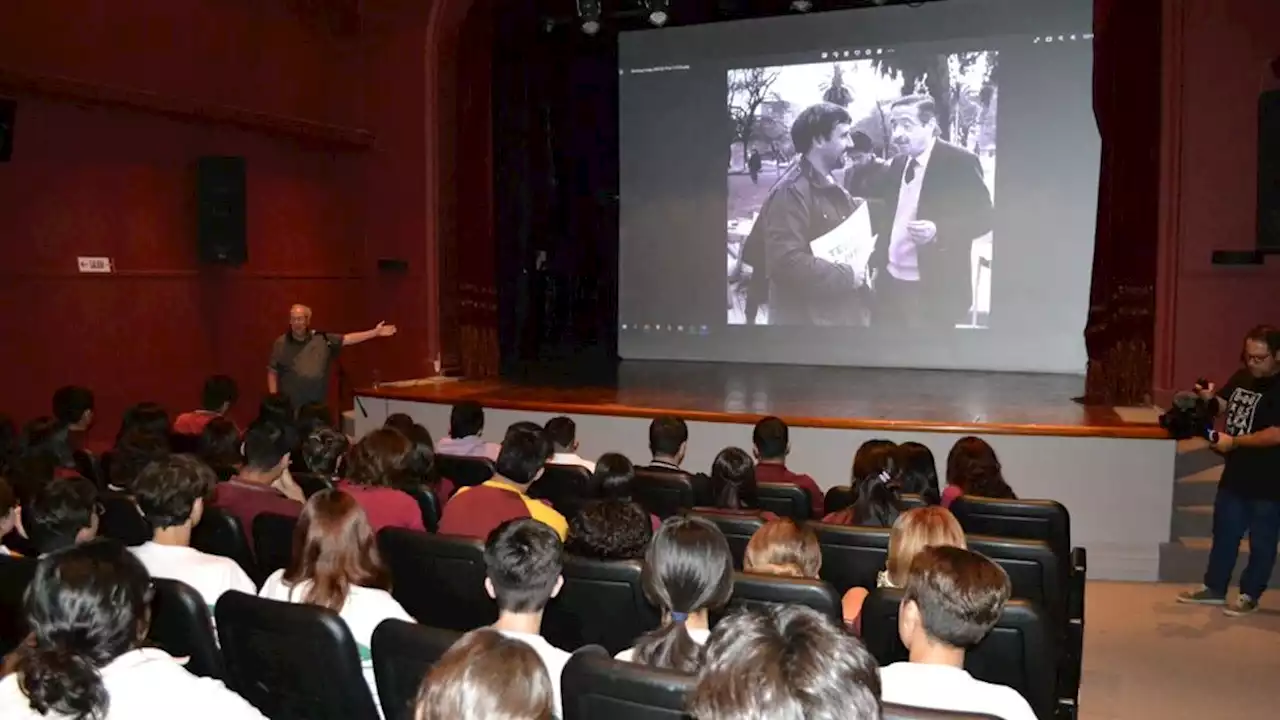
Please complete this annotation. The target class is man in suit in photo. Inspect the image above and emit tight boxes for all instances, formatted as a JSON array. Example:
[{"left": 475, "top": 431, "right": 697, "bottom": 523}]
[{"left": 869, "top": 95, "right": 994, "bottom": 329}]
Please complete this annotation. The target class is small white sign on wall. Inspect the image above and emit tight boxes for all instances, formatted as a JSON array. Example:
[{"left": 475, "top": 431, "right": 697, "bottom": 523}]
[{"left": 76, "top": 256, "right": 114, "bottom": 273}]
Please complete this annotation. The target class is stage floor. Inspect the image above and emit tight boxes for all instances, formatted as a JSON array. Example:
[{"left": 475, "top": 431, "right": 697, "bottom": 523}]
[{"left": 360, "top": 361, "right": 1164, "bottom": 439}]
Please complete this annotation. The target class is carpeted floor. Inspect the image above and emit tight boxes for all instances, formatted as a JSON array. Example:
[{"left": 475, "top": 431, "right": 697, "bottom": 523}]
[{"left": 1079, "top": 581, "right": 1280, "bottom": 719}]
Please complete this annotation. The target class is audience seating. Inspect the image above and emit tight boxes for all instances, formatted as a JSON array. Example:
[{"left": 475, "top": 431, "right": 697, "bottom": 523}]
[
  {"left": 215, "top": 591, "right": 381, "bottom": 720},
  {"left": 252, "top": 512, "right": 299, "bottom": 579},
  {"left": 561, "top": 645, "right": 697, "bottom": 720},
  {"left": 884, "top": 705, "right": 1003, "bottom": 720},
  {"left": 687, "top": 509, "right": 765, "bottom": 569},
  {"left": 377, "top": 528, "right": 496, "bottom": 631},
  {"left": 824, "top": 486, "right": 929, "bottom": 515},
  {"left": 756, "top": 481, "right": 812, "bottom": 521},
  {"left": 191, "top": 506, "right": 261, "bottom": 585},
  {"left": 860, "top": 588, "right": 1061, "bottom": 720},
  {"left": 148, "top": 578, "right": 224, "bottom": 679},
  {"left": 543, "top": 555, "right": 661, "bottom": 655},
  {"left": 72, "top": 448, "right": 103, "bottom": 487},
  {"left": 810, "top": 522, "right": 893, "bottom": 596},
  {"left": 292, "top": 472, "right": 335, "bottom": 499},
  {"left": 398, "top": 483, "right": 442, "bottom": 533},
  {"left": 371, "top": 620, "right": 461, "bottom": 720},
  {"left": 632, "top": 469, "right": 696, "bottom": 518},
  {"left": 169, "top": 432, "right": 202, "bottom": 455},
  {"left": 99, "top": 492, "right": 151, "bottom": 546},
  {"left": 724, "top": 571, "right": 842, "bottom": 624},
  {"left": 97, "top": 450, "right": 117, "bottom": 489},
  {"left": 434, "top": 455, "right": 495, "bottom": 488},
  {"left": 966, "top": 535, "right": 1067, "bottom": 631},
  {"left": 529, "top": 463, "right": 595, "bottom": 517},
  {"left": 0, "top": 555, "right": 37, "bottom": 655}
]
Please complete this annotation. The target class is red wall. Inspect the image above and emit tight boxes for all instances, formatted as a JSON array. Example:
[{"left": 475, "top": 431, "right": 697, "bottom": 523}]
[
  {"left": 0, "top": 0, "right": 439, "bottom": 437},
  {"left": 1157, "top": 0, "right": 1280, "bottom": 391}
]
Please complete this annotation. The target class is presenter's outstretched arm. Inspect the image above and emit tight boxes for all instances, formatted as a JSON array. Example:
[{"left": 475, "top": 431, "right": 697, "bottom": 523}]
[{"left": 343, "top": 321, "right": 397, "bottom": 347}]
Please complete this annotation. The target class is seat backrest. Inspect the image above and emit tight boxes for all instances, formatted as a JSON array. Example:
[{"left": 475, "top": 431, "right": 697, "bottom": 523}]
[
  {"left": 633, "top": 469, "right": 696, "bottom": 519},
  {"left": 529, "top": 464, "right": 595, "bottom": 518},
  {"left": 950, "top": 497, "right": 1071, "bottom": 561},
  {"left": 252, "top": 512, "right": 299, "bottom": 579},
  {"left": 99, "top": 492, "right": 152, "bottom": 546},
  {"left": 169, "top": 432, "right": 202, "bottom": 455},
  {"left": 434, "top": 455, "right": 495, "bottom": 488},
  {"left": 900, "top": 493, "right": 929, "bottom": 509},
  {"left": 756, "top": 482, "right": 811, "bottom": 521},
  {"left": 148, "top": 578, "right": 224, "bottom": 679},
  {"left": 810, "top": 522, "right": 891, "bottom": 597},
  {"left": 0, "top": 555, "right": 37, "bottom": 655},
  {"left": 725, "top": 572, "right": 841, "bottom": 624},
  {"left": 686, "top": 509, "right": 765, "bottom": 570},
  {"left": 72, "top": 449, "right": 103, "bottom": 487},
  {"left": 215, "top": 592, "right": 381, "bottom": 720},
  {"left": 191, "top": 507, "right": 261, "bottom": 585},
  {"left": 824, "top": 485, "right": 853, "bottom": 514},
  {"left": 966, "top": 534, "right": 1066, "bottom": 628},
  {"left": 860, "top": 588, "right": 1058, "bottom": 720},
  {"left": 543, "top": 556, "right": 660, "bottom": 655},
  {"left": 562, "top": 646, "right": 696, "bottom": 720},
  {"left": 399, "top": 484, "right": 441, "bottom": 534},
  {"left": 378, "top": 528, "right": 496, "bottom": 631},
  {"left": 371, "top": 620, "right": 462, "bottom": 720},
  {"left": 883, "top": 704, "right": 1003, "bottom": 720}
]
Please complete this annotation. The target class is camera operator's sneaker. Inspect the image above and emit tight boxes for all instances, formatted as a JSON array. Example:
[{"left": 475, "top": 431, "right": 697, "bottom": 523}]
[
  {"left": 1176, "top": 586, "right": 1227, "bottom": 605},
  {"left": 1223, "top": 594, "right": 1259, "bottom": 617}
]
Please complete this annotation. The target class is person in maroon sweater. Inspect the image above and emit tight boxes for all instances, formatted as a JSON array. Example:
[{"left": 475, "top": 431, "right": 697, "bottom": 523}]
[
  {"left": 212, "top": 421, "right": 305, "bottom": 540},
  {"left": 337, "top": 427, "right": 425, "bottom": 532},
  {"left": 751, "top": 417, "right": 824, "bottom": 517}
]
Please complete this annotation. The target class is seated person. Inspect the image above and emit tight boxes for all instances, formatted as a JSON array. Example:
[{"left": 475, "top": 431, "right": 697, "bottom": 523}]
[
  {"left": 114, "top": 402, "right": 171, "bottom": 447},
  {"left": 438, "top": 422, "right": 566, "bottom": 540},
  {"left": 751, "top": 416, "right": 823, "bottom": 517},
  {"left": 108, "top": 429, "right": 171, "bottom": 493},
  {"left": 19, "top": 418, "right": 74, "bottom": 473},
  {"left": 402, "top": 423, "right": 454, "bottom": 508},
  {"left": 49, "top": 385, "right": 96, "bottom": 470},
  {"left": 742, "top": 517, "right": 821, "bottom": 579},
  {"left": 706, "top": 447, "right": 776, "bottom": 520},
  {"left": 690, "top": 604, "right": 882, "bottom": 720},
  {"left": 879, "top": 545, "right": 1035, "bottom": 720},
  {"left": 22, "top": 476, "right": 99, "bottom": 556},
  {"left": 301, "top": 427, "right": 348, "bottom": 482},
  {"left": 898, "top": 441, "right": 942, "bottom": 504},
  {"left": 414, "top": 628, "right": 553, "bottom": 720},
  {"left": 640, "top": 415, "right": 712, "bottom": 504},
  {"left": 484, "top": 518, "right": 572, "bottom": 717},
  {"left": 382, "top": 412, "right": 416, "bottom": 438},
  {"left": 435, "top": 401, "right": 500, "bottom": 460},
  {"left": 295, "top": 402, "right": 333, "bottom": 436},
  {"left": 254, "top": 392, "right": 294, "bottom": 428},
  {"left": 0, "top": 540, "right": 266, "bottom": 719},
  {"left": 566, "top": 497, "right": 652, "bottom": 560},
  {"left": 211, "top": 421, "right": 304, "bottom": 540},
  {"left": 822, "top": 439, "right": 907, "bottom": 527},
  {"left": 943, "top": 436, "right": 1017, "bottom": 507},
  {"left": 842, "top": 506, "right": 966, "bottom": 632},
  {"left": 337, "top": 428, "right": 425, "bottom": 532},
  {"left": 174, "top": 375, "right": 239, "bottom": 436},
  {"left": 131, "top": 455, "right": 257, "bottom": 609},
  {"left": 258, "top": 490, "right": 414, "bottom": 711},
  {"left": 0, "top": 477, "right": 21, "bottom": 556},
  {"left": 615, "top": 516, "right": 733, "bottom": 672},
  {"left": 198, "top": 417, "right": 244, "bottom": 479},
  {"left": 544, "top": 416, "right": 595, "bottom": 471},
  {"left": 592, "top": 452, "right": 659, "bottom": 530}
]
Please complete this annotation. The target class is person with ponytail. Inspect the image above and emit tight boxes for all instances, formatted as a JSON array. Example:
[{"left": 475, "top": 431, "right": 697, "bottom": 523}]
[
  {"left": 615, "top": 516, "right": 734, "bottom": 673},
  {"left": 0, "top": 539, "right": 264, "bottom": 719},
  {"left": 708, "top": 447, "right": 777, "bottom": 520},
  {"left": 822, "top": 439, "right": 908, "bottom": 527}
]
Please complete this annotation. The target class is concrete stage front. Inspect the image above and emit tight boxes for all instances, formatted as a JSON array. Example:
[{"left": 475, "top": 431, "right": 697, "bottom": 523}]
[{"left": 355, "top": 361, "right": 1176, "bottom": 582}]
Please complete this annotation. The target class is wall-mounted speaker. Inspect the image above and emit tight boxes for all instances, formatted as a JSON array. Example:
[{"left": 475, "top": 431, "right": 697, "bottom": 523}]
[
  {"left": 0, "top": 98, "right": 15, "bottom": 162},
  {"left": 1259, "top": 90, "right": 1280, "bottom": 250},
  {"left": 197, "top": 156, "right": 247, "bottom": 265}
]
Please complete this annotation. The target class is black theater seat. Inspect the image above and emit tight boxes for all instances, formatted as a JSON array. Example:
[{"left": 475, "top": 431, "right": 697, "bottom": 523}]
[
  {"left": 148, "top": 578, "right": 224, "bottom": 679},
  {"left": 378, "top": 528, "right": 495, "bottom": 631},
  {"left": 562, "top": 646, "right": 696, "bottom": 720},
  {"left": 687, "top": 509, "right": 766, "bottom": 569},
  {"left": 191, "top": 506, "right": 261, "bottom": 584},
  {"left": 529, "top": 463, "right": 595, "bottom": 517},
  {"left": 435, "top": 455, "right": 495, "bottom": 488},
  {"left": 633, "top": 469, "right": 696, "bottom": 518},
  {"left": 371, "top": 620, "right": 462, "bottom": 720},
  {"left": 252, "top": 512, "right": 299, "bottom": 579},
  {"left": 810, "top": 522, "right": 892, "bottom": 596},
  {"left": 543, "top": 555, "right": 661, "bottom": 655},
  {"left": 884, "top": 705, "right": 1003, "bottom": 720},
  {"left": 0, "top": 555, "right": 37, "bottom": 655},
  {"left": 725, "top": 572, "right": 842, "bottom": 624},
  {"left": 757, "top": 482, "right": 811, "bottom": 521}
]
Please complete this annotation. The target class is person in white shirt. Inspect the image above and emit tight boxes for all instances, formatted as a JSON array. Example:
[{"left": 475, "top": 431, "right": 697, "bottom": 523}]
[
  {"left": 615, "top": 516, "right": 733, "bottom": 673},
  {"left": 414, "top": 628, "right": 554, "bottom": 720},
  {"left": 257, "top": 490, "right": 414, "bottom": 717},
  {"left": 130, "top": 455, "right": 256, "bottom": 609},
  {"left": 435, "top": 401, "right": 501, "bottom": 461},
  {"left": 482, "top": 517, "right": 572, "bottom": 718},
  {"left": 0, "top": 540, "right": 265, "bottom": 720},
  {"left": 543, "top": 416, "right": 596, "bottom": 472},
  {"left": 879, "top": 545, "right": 1037, "bottom": 720},
  {"left": 690, "top": 604, "right": 881, "bottom": 720}
]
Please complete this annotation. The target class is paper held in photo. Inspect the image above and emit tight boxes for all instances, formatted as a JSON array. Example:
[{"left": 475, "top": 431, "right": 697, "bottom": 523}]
[{"left": 809, "top": 200, "right": 876, "bottom": 282}]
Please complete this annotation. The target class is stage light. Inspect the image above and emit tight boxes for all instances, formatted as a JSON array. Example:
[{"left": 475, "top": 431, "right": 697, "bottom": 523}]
[
  {"left": 577, "top": 0, "right": 602, "bottom": 35},
  {"left": 645, "top": 0, "right": 669, "bottom": 27},
  {"left": 790, "top": 0, "right": 813, "bottom": 11}
]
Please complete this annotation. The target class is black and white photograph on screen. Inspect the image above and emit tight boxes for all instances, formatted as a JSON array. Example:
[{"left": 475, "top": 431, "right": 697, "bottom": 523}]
[{"left": 728, "top": 51, "right": 998, "bottom": 329}]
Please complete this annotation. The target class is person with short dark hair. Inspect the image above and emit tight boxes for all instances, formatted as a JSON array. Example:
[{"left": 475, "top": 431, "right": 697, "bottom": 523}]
[
  {"left": 267, "top": 303, "right": 397, "bottom": 409},
  {"left": 943, "top": 436, "right": 1016, "bottom": 508},
  {"left": 483, "top": 518, "right": 571, "bottom": 717},
  {"left": 338, "top": 427, "right": 425, "bottom": 532},
  {"left": 131, "top": 455, "right": 256, "bottom": 608},
  {"left": 48, "top": 385, "right": 95, "bottom": 468},
  {"left": 436, "top": 400, "right": 500, "bottom": 460},
  {"left": 824, "top": 439, "right": 908, "bottom": 527},
  {"left": 641, "top": 415, "right": 713, "bottom": 504},
  {"left": 198, "top": 417, "right": 243, "bottom": 476},
  {"left": 413, "top": 628, "right": 554, "bottom": 720},
  {"left": 438, "top": 423, "right": 566, "bottom": 540},
  {"left": 399, "top": 423, "right": 454, "bottom": 509},
  {"left": 0, "top": 540, "right": 267, "bottom": 719},
  {"left": 880, "top": 545, "right": 1033, "bottom": 720},
  {"left": 21, "top": 475, "right": 99, "bottom": 556},
  {"left": 174, "top": 375, "right": 239, "bottom": 436},
  {"left": 690, "top": 604, "right": 882, "bottom": 720},
  {"left": 255, "top": 392, "right": 294, "bottom": 428},
  {"left": 383, "top": 412, "right": 415, "bottom": 437},
  {"left": 108, "top": 429, "right": 171, "bottom": 492},
  {"left": 114, "top": 402, "right": 171, "bottom": 446},
  {"left": 544, "top": 415, "right": 594, "bottom": 471},
  {"left": 211, "top": 421, "right": 304, "bottom": 539},
  {"left": 751, "top": 416, "right": 823, "bottom": 517},
  {"left": 18, "top": 417, "right": 67, "bottom": 470}
]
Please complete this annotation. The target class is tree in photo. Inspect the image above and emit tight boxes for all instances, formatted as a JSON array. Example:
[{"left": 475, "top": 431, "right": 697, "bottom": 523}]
[
  {"left": 728, "top": 68, "right": 780, "bottom": 167},
  {"left": 872, "top": 54, "right": 953, "bottom": 141}
]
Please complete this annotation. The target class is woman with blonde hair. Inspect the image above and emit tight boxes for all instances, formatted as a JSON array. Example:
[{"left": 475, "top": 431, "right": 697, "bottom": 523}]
[
  {"left": 743, "top": 517, "right": 822, "bottom": 579},
  {"left": 414, "top": 628, "right": 554, "bottom": 720},
  {"left": 842, "top": 506, "right": 966, "bottom": 631}
]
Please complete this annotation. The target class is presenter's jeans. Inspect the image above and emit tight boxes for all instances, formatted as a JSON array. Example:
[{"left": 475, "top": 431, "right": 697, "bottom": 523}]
[{"left": 1204, "top": 487, "right": 1280, "bottom": 599}]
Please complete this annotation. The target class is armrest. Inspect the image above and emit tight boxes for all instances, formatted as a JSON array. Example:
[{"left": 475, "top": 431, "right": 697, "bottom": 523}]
[
  {"left": 1055, "top": 698, "right": 1079, "bottom": 720},
  {"left": 1071, "top": 546, "right": 1087, "bottom": 574},
  {"left": 1068, "top": 547, "right": 1086, "bottom": 623},
  {"left": 1059, "top": 619, "right": 1083, "bottom": 702}
]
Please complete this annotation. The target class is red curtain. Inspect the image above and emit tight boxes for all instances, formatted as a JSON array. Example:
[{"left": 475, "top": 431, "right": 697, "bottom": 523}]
[{"left": 1082, "top": 0, "right": 1163, "bottom": 403}]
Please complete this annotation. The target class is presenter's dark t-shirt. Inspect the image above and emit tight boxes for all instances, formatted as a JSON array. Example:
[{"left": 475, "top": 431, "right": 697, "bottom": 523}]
[
  {"left": 1218, "top": 369, "right": 1280, "bottom": 501},
  {"left": 269, "top": 331, "right": 342, "bottom": 408}
]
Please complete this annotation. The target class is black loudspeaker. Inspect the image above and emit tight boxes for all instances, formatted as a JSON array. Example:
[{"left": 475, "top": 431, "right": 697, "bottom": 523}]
[
  {"left": 0, "top": 98, "right": 15, "bottom": 162},
  {"left": 197, "top": 156, "right": 247, "bottom": 264},
  {"left": 1260, "top": 90, "right": 1280, "bottom": 250}
]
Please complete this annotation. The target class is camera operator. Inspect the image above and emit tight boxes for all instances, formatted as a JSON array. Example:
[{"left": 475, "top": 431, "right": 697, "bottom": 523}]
[{"left": 1177, "top": 325, "right": 1280, "bottom": 616}]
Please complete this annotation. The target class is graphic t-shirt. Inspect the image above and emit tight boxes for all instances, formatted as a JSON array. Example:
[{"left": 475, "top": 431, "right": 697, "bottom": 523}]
[{"left": 1218, "top": 369, "right": 1280, "bottom": 500}]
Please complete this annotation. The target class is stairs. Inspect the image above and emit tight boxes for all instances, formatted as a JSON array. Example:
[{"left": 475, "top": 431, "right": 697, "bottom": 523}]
[{"left": 1158, "top": 439, "right": 1280, "bottom": 588}]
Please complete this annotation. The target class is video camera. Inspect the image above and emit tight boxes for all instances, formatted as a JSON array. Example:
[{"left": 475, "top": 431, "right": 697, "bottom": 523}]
[{"left": 1158, "top": 380, "right": 1220, "bottom": 442}]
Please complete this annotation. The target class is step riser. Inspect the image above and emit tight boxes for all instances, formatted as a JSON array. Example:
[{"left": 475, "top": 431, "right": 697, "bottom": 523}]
[
  {"left": 1174, "top": 481, "right": 1220, "bottom": 507},
  {"left": 1159, "top": 542, "right": 1280, "bottom": 588},
  {"left": 1171, "top": 510, "right": 1213, "bottom": 538}
]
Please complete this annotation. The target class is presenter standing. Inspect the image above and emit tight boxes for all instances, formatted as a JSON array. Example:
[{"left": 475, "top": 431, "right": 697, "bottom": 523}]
[{"left": 267, "top": 304, "right": 397, "bottom": 410}]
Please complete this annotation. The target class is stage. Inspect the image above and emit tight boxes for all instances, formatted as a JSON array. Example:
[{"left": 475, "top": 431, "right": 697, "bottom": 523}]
[{"left": 355, "top": 361, "right": 1177, "bottom": 582}]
